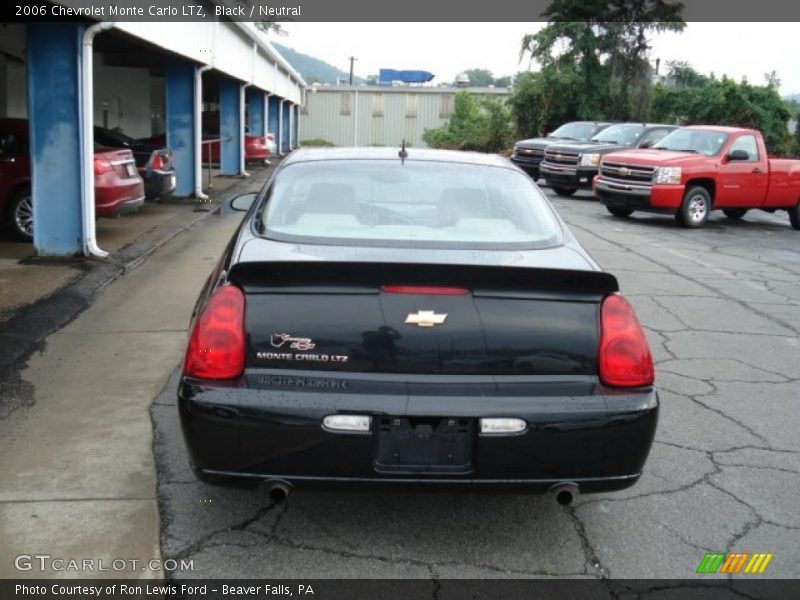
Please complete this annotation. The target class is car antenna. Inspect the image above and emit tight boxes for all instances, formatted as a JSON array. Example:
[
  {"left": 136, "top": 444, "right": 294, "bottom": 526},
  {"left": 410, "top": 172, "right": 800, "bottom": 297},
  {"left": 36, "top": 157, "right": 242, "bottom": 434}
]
[{"left": 398, "top": 139, "right": 408, "bottom": 164}]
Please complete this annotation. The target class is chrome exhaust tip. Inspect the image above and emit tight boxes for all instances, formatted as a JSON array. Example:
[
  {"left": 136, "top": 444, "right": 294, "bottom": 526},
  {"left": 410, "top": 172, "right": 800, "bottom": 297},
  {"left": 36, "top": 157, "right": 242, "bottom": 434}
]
[
  {"left": 550, "top": 483, "right": 579, "bottom": 506},
  {"left": 267, "top": 480, "right": 292, "bottom": 503}
]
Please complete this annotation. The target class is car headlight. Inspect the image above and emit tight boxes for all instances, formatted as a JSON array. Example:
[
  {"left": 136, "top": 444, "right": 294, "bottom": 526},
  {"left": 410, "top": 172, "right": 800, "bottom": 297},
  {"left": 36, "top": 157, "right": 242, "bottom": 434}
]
[
  {"left": 579, "top": 153, "right": 601, "bottom": 167},
  {"left": 653, "top": 166, "right": 682, "bottom": 184}
]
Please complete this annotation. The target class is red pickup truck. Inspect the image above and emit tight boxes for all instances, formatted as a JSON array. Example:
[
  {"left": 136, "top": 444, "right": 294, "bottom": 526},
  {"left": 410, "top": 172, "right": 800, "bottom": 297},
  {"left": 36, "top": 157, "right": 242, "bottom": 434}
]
[{"left": 593, "top": 126, "right": 800, "bottom": 229}]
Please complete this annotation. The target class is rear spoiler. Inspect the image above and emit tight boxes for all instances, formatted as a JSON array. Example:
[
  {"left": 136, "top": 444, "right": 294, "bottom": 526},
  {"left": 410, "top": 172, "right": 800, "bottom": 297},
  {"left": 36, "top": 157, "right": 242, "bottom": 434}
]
[{"left": 228, "top": 261, "right": 619, "bottom": 302}]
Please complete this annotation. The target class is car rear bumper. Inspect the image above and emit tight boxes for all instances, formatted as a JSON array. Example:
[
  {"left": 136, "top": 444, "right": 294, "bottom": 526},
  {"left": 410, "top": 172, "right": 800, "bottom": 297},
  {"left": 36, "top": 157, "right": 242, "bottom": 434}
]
[
  {"left": 594, "top": 178, "right": 685, "bottom": 211},
  {"left": 246, "top": 147, "right": 269, "bottom": 161},
  {"left": 179, "top": 372, "right": 658, "bottom": 493},
  {"left": 95, "top": 180, "right": 146, "bottom": 217},
  {"left": 541, "top": 163, "right": 597, "bottom": 189},
  {"left": 144, "top": 170, "right": 177, "bottom": 200}
]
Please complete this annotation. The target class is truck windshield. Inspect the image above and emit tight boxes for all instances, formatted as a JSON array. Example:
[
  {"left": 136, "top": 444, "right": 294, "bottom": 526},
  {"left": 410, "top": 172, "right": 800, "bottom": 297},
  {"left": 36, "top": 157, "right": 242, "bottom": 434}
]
[
  {"left": 653, "top": 129, "right": 729, "bottom": 156},
  {"left": 591, "top": 124, "right": 644, "bottom": 145},
  {"left": 260, "top": 160, "right": 562, "bottom": 249},
  {"left": 551, "top": 122, "right": 601, "bottom": 141}
]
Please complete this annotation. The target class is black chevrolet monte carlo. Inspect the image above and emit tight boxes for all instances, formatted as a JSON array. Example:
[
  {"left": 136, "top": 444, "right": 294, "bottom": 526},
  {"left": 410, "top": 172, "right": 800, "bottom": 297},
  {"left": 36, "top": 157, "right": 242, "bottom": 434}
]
[{"left": 178, "top": 147, "right": 658, "bottom": 504}]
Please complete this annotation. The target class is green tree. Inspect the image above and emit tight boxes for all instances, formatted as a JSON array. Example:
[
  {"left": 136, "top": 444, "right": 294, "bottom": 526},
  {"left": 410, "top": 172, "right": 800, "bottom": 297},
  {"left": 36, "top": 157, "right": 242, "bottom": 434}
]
[
  {"left": 508, "top": 69, "right": 583, "bottom": 137},
  {"left": 463, "top": 69, "right": 495, "bottom": 87},
  {"left": 791, "top": 112, "right": 800, "bottom": 157},
  {"left": 652, "top": 64, "right": 793, "bottom": 155},
  {"left": 519, "top": 0, "right": 685, "bottom": 121},
  {"left": 254, "top": 22, "right": 287, "bottom": 36},
  {"left": 423, "top": 92, "right": 512, "bottom": 153}
]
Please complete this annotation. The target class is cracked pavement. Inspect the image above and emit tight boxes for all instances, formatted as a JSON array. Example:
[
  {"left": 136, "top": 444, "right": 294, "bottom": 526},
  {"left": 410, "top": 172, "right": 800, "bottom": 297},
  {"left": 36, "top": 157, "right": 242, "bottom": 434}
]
[{"left": 152, "top": 189, "right": 800, "bottom": 579}]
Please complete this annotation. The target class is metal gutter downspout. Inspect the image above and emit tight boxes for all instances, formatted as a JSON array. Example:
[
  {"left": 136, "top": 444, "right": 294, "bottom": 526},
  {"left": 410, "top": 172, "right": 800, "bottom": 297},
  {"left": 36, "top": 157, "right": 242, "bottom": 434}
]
[
  {"left": 194, "top": 63, "right": 212, "bottom": 200},
  {"left": 81, "top": 21, "right": 115, "bottom": 258},
  {"left": 239, "top": 42, "right": 256, "bottom": 177}
]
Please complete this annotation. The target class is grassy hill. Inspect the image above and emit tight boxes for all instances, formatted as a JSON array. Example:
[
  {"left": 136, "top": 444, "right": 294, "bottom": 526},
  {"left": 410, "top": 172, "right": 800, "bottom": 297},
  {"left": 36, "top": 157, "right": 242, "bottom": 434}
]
[{"left": 273, "top": 43, "right": 364, "bottom": 85}]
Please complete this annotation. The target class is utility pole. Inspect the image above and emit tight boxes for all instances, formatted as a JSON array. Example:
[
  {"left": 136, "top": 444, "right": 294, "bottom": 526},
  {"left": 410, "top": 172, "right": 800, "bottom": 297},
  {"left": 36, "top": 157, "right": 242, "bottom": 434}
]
[{"left": 348, "top": 56, "right": 358, "bottom": 85}]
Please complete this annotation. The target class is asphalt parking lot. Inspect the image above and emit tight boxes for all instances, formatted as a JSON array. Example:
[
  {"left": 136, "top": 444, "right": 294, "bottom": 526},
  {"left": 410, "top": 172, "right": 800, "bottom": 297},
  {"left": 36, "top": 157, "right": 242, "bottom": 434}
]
[{"left": 152, "top": 188, "right": 800, "bottom": 580}]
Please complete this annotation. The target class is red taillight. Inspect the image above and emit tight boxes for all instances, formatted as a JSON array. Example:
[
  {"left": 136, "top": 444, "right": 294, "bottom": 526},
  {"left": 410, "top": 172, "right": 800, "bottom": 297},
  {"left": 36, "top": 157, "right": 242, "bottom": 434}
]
[
  {"left": 598, "top": 294, "right": 654, "bottom": 388},
  {"left": 94, "top": 158, "right": 112, "bottom": 175},
  {"left": 150, "top": 152, "right": 165, "bottom": 170},
  {"left": 183, "top": 285, "right": 245, "bottom": 380},
  {"left": 381, "top": 285, "right": 469, "bottom": 295}
]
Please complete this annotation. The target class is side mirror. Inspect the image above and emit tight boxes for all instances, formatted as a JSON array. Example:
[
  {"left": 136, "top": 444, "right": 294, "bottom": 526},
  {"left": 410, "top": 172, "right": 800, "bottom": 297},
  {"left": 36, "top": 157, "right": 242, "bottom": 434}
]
[
  {"left": 229, "top": 192, "right": 258, "bottom": 212},
  {"left": 639, "top": 139, "right": 654, "bottom": 149},
  {"left": 726, "top": 149, "right": 749, "bottom": 162}
]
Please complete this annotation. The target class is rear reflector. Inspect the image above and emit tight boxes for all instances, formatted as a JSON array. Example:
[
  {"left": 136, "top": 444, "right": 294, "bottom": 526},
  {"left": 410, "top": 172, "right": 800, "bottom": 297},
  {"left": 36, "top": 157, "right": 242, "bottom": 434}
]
[
  {"left": 183, "top": 285, "right": 245, "bottom": 380},
  {"left": 381, "top": 285, "right": 469, "bottom": 295},
  {"left": 598, "top": 294, "right": 654, "bottom": 388},
  {"left": 150, "top": 152, "right": 165, "bottom": 170},
  {"left": 323, "top": 415, "right": 371, "bottom": 433},
  {"left": 480, "top": 418, "right": 527, "bottom": 435},
  {"left": 93, "top": 158, "right": 112, "bottom": 175}
]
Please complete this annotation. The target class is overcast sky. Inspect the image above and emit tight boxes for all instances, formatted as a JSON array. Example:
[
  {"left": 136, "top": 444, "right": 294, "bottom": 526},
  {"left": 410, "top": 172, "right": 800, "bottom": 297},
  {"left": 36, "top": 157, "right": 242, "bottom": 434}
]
[{"left": 280, "top": 22, "right": 800, "bottom": 96}]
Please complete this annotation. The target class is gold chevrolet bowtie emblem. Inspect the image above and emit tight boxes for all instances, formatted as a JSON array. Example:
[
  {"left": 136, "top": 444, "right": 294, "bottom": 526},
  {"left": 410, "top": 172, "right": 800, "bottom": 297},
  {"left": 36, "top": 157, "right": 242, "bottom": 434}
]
[
  {"left": 618, "top": 167, "right": 630, "bottom": 177},
  {"left": 405, "top": 310, "right": 447, "bottom": 328}
]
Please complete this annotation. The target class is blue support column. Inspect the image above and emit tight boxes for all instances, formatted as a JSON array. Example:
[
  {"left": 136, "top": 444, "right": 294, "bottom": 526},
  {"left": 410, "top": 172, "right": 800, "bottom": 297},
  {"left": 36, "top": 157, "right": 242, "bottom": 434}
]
[
  {"left": 219, "top": 78, "right": 241, "bottom": 175},
  {"left": 294, "top": 104, "right": 299, "bottom": 148},
  {"left": 267, "top": 96, "right": 280, "bottom": 141},
  {"left": 281, "top": 101, "right": 291, "bottom": 151},
  {"left": 247, "top": 89, "right": 265, "bottom": 137},
  {"left": 26, "top": 23, "right": 85, "bottom": 255},
  {"left": 165, "top": 58, "right": 195, "bottom": 197}
]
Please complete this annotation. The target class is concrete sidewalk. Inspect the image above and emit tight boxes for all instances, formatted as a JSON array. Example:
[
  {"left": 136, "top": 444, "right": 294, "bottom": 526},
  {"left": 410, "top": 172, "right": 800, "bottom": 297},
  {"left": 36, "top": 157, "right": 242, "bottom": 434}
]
[
  {"left": 0, "top": 171, "right": 268, "bottom": 578},
  {"left": 0, "top": 165, "right": 267, "bottom": 325}
]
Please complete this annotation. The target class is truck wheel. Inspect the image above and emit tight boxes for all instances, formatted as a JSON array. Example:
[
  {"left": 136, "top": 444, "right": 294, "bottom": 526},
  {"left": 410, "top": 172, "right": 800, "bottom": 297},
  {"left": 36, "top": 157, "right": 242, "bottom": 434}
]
[
  {"left": 607, "top": 206, "right": 634, "bottom": 218},
  {"left": 723, "top": 208, "right": 748, "bottom": 220},
  {"left": 552, "top": 186, "right": 577, "bottom": 197},
  {"left": 7, "top": 187, "right": 34, "bottom": 242},
  {"left": 679, "top": 186, "right": 711, "bottom": 228},
  {"left": 789, "top": 202, "right": 800, "bottom": 231}
]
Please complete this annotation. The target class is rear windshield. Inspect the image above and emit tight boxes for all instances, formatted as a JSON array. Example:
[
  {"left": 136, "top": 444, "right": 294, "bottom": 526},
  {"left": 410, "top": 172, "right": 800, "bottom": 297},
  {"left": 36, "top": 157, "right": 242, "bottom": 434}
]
[
  {"left": 259, "top": 160, "right": 562, "bottom": 248},
  {"left": 591, "top": 124, "right": 644, "bottom": 145},
  {"left": 653, "top": 129, "right": 729, "bottom": 156}
]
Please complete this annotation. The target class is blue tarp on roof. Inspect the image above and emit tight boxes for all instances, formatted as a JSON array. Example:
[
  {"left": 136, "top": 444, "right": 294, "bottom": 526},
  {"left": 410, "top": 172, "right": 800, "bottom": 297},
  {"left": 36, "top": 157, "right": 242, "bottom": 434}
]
[{"left": 378, "top": 69, "right": 435, "bottom": 85}]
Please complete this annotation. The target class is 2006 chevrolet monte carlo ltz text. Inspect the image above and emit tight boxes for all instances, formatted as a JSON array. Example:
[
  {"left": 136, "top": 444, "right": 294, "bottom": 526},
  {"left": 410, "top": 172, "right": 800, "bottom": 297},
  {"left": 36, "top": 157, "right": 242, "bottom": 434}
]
[{"left": 178, "top": 147, "right": 658, "bottom": 503}]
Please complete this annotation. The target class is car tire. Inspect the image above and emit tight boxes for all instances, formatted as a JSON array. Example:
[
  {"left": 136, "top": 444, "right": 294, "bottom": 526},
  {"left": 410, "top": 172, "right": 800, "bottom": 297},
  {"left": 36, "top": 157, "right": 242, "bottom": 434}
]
[
  {"left": 7, "top": 187, "right": 34, "bottom": 242},
  {"left": 606, "top": 206, "right": 634, "bottom": 218},
  {"left": 552, "top": 186, "right": 577, "bottom": 197},
  {"left": 789, "top": 202, "right": 800, "bottom": 231},
  {"left": 723, "top": 208, "right": 748, "bottom": 220},
  {"left": 679, "top": 186, "right": 711, "bottom": 228}
]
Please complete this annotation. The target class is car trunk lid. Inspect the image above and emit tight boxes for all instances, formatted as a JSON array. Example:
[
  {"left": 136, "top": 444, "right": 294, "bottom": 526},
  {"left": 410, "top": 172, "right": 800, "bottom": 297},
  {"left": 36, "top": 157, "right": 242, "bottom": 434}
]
[
  {"left": 229, "top": 261, "right": 617, "bottom": 377},
  {"left": 95, "top": 147, "right": 139, "bottom": 179}
]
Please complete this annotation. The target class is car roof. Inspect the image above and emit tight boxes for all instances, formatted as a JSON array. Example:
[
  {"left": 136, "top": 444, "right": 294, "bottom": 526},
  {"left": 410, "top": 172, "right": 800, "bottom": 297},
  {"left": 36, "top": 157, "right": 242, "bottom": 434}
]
[
  {"left": 603, "top": 123, "right": 676, "bottom": 128},
  {"left": 683, "top": 125, "right": 754, "bottom": 134},
  {"left": 282, "top": 147, "right": 513, "bottom": 168}
]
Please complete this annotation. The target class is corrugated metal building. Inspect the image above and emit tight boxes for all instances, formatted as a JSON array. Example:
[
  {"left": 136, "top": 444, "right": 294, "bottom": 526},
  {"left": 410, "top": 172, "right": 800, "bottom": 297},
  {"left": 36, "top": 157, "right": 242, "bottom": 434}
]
[{"left": 299, "top": 85, "right": 510, "bottom": 148}]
